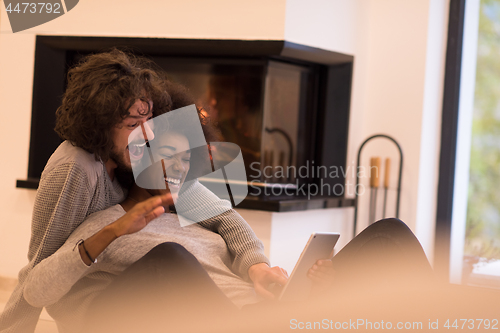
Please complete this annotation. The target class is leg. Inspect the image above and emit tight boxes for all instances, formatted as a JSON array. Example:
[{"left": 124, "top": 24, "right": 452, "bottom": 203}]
[
  {"left": 330, "top": 218, "right": 434, "bottom": 290},
  {"left": 86, "top": 242, "right": 237, "bottom": 332},
  {"left": 306, "top": 219, "right": 500, "bottom": 325}
]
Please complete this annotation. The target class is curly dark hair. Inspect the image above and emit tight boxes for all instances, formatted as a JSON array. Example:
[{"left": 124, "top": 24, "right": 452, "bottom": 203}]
[
  {"left": 162, "top": 80, "right": 221, "bottom": 143},
  {"left": 55, "top": 49, "right": 172, "bottom": 162},
  {"left": 158, "top": 80, "right": 222, "bottom": 182},
  {"left": 115, "top": 79, "right": 223, "bottom": 189}
]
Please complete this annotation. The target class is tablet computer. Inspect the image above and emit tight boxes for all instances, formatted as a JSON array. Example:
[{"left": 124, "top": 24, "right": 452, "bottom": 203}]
[{"left": 278, "top": 232, "right": 340, "bottom": 302}]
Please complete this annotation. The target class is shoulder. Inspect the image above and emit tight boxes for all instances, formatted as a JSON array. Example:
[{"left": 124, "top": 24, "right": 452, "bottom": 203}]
[{"left": 42, "top": 141, "right": 104, "bottom": 186}]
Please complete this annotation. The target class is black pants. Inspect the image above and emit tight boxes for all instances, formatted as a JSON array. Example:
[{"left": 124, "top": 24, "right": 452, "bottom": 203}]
[
  {"left": 85, "top": 242, "right": 238, "bottom": 333},
  {"left": 330, "top": 218, "right": 434, "bottom": 290},
  {"left": 85, "top": 218, "right": 433, "bottom": 332}
]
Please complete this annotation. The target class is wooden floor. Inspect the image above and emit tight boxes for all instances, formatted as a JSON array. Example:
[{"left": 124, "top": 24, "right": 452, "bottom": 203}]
[{"left": 0, "top": 278, "right": 58, "bottom": 333}]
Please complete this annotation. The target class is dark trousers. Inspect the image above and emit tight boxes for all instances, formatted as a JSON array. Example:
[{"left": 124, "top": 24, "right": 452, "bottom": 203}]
[
  {"left": 330, "top": 218, "right": 434, "bottom": 290},
  {"left": 85, "top": 242, "right": 238, "bottom": 333}
]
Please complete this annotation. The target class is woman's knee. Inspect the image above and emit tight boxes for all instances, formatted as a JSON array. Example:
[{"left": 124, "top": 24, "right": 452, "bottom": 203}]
[
  {"left": 353, "top": 218, "right": 428, "bottom": 261},
  {"left": 362, "top": 218, "right": 415, "bottom": 240},
  {"left": 147, "top": 242, "right": 189, "bottom": 257},
  {"left": 143, "top": 242, "right": 200, "bottom": 267},
  {"left": 370, "top": 217, "right": 408, "bottom": 230}
]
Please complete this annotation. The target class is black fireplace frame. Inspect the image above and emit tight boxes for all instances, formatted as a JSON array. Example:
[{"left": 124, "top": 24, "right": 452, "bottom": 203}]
[{"left": 16, "top": 35, "right": 355, "bottom": 212}]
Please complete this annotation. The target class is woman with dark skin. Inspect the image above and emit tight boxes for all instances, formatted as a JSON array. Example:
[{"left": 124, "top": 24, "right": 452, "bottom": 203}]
[
  {"left": 23, "top": 105, "right": 439, "bottom": 333},
  {"left": 23, "top": 107, "right": 293, "bottom": 332},
  {"left": 21, "top": 74, "right": 440, "bottom": 332}
]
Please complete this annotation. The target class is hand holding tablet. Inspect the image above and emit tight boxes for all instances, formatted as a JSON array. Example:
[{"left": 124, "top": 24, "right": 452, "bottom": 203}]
[{"left": 278, "top": 232, "right": 340, "bottom": 302}]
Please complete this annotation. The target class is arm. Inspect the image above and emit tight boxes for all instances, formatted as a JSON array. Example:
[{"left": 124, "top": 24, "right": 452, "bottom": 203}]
[
  {"left": 248, "top": 263, "right": 289, "bottom": 299},
  {"left": 23, "top": 241, "right": 94, "bottom": 308},
  {"left": 19, "top": 162, "right": 97, "bottom": 310},
  {"left": 199, "top": 209, "right": 270, "bottom": 279},
  {"left": 174, "top": 181, "right": 292, "bottom": 298},
  {"left": 29, "top": 163, "right": 93, "bottom": 264},
  {"left": 0, "top": 162, "right": 94, "bottom": 333},
  {"left": 175, "top": 181, "right": 270, "bottom": 279},
  {"left": 23, "top": 195, "right": 168, "bottom": 307}
]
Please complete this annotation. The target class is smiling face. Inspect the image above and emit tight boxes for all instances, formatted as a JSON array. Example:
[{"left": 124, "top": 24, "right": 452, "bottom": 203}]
[
  {"left": 155, "top": 131, "right": 191, "bottom": 195},
  {"left": 109, "top": 99, "right": 154, "bottom": 172}
]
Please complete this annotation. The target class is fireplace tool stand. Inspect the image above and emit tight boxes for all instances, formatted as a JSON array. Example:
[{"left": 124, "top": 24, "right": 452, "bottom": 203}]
[{"left": 352, "top": 134, "right": 403, "bottom": 237}]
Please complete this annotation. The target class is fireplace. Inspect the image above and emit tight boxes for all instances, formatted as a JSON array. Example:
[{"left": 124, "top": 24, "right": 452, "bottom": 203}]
[{"left": 17, "top": 36, "right": 354, "bottom": 211}]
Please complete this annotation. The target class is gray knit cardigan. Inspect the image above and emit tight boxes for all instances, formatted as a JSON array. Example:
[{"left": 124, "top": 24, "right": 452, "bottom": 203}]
[{"left": 0, "top": 141, "right": 269, "bottom": 333}]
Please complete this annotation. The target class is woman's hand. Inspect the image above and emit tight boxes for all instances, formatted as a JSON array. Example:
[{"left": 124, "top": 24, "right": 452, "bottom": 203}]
[
  {"left": 248, "top": 263, "right": 288, "bottom": 299},
  {"left": 78, "top": 193, "right": 171, "bottom": 266},
  {"left": 110, "top": 193, "right": 171, "bottom": 238},
  {"left": 308, "top": 259, "right": 335, "bottom": 293}
]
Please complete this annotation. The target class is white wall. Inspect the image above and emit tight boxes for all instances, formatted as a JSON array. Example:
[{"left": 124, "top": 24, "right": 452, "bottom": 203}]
[
  {"left": 1, "top": 0, "right": 287, "bottom": 38},
  {"left": 416, "top": 0, "right": 449, "bottom": 264},
  {"left": 285, "top": 0, "right": 449, "bottom": 262},
  {"left": 0, "top": 33, "right": 38, "bottom": 278},
  {"left": 0, "top": 0, "right": 449, "bottom": 278}
]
